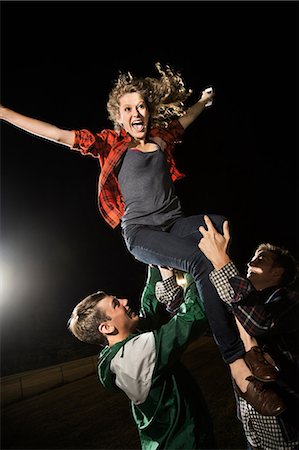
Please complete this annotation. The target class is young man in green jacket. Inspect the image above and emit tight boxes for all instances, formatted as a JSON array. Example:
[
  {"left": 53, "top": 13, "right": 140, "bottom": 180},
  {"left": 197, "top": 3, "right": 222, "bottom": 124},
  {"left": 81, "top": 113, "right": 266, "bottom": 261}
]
[{"left": 68, "top": 265, "right": 216, "bottom": 449}]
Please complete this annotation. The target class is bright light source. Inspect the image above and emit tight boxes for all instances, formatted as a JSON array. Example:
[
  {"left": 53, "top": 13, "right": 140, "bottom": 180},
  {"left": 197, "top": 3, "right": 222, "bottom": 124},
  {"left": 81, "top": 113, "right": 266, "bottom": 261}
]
[
  {"left": 0, "top": 251, "right": 16, "bottom": 309},
  {"left": 0, "top": 245, "right": 38, "bottom": 314}
]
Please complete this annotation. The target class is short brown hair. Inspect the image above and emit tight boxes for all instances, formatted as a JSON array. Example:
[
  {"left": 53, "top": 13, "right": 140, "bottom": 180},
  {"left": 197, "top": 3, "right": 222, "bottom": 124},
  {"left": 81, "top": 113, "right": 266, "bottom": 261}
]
[
  {"left": 256, "top": 243, "right": 298, "bottom": 287},
  {"left": 68, "top": 291, "right": 110, "bottom": 347}
]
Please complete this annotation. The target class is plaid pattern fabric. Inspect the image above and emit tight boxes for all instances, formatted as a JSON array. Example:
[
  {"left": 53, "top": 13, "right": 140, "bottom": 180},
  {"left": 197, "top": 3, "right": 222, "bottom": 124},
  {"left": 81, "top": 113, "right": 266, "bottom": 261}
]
[
  {"left": 72, "top": 120, "right": 185, "bottom": 229},
  {"left": 209, "top": 262, "right": 239, "bottom": 304},
  {"left": 209, "top": 262, "right": 279, "bottom": 336},
  {"left": 212, "top": 263, "right": 299, "bottom": 447},
  {"left": 155, "top": 275, "right": 184, "bottom": 316},
  {"left": 229, "top": 281, "right": 286, "bottom": 337},
  {"left": 238, "top": 397, "right": 299, "bottom": 449}
]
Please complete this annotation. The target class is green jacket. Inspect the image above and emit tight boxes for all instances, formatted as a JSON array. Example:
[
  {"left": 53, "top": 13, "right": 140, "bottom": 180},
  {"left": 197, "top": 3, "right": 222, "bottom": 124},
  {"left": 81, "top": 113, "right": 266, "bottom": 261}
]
[{"left": 98, "top": 267, "right": 214, "bottom": 449}]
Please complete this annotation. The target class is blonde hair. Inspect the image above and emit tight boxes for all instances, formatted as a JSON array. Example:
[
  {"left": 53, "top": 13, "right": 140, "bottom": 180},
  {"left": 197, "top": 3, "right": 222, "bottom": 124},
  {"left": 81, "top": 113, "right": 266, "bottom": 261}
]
[{"left": 107, "top": 62, "right": 192, "bottom": 132}]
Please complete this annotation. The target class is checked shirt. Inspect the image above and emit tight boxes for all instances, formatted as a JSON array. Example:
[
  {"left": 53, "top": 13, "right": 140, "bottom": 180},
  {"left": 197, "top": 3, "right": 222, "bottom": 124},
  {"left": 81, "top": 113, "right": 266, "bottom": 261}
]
[
  {"left": 155, "top": 273, "right": 184, "bottom": 316},
  {"left": 209, "top": 262, "right": 298, "bottom": 361},
  {"left": 209, "top": 262, "right": 299, "bottom": 449},
  {"left": 72, "top": 120, "right": 185, "bottom": 229}
]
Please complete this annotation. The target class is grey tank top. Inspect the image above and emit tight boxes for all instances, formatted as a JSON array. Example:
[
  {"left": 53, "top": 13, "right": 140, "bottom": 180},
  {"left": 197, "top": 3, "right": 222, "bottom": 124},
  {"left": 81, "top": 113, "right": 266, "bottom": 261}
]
[{"left": 118, "top": 147, "right": 183, "bottom": 229}]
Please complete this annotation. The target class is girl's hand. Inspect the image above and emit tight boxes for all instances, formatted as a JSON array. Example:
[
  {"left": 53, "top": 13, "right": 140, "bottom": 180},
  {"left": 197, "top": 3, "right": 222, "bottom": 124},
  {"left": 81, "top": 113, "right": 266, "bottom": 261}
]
[{"left": 200, "top": 87, "right": 214, "bottom": 106}]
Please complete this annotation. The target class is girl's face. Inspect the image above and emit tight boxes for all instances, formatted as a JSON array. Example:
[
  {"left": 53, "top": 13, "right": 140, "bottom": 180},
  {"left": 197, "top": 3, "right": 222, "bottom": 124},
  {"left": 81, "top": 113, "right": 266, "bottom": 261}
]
[{"left": 117, "top": 92, "right": 150, "bottom": 141}]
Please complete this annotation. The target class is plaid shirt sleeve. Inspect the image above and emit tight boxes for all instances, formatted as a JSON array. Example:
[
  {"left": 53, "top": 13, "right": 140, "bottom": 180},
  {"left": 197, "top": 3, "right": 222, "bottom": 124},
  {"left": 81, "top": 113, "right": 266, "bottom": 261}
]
[
  {"left": 209, "top": 262, "right": 239, "bottom": 305},
  {"left": 72, "top": 128, "right": 113, "bottom": 159},
  {"left": 210, "top": 262, "right": 283, "bottom": 336},
  {"left": 155, "top": 275, "right": 184, "bottom": 317},
  {"left": 209, "top": 262, "right": 273, "bottom": 335},
  {"left": 230, "top": 290, "right": 281, "bottom": 336}
]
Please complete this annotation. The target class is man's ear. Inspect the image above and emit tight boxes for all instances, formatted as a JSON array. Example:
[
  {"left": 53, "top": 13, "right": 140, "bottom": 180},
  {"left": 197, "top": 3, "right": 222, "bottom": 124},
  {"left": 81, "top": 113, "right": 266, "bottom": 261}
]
[{"left": 98, "top": 322, "right": 116, "bottom": 336}]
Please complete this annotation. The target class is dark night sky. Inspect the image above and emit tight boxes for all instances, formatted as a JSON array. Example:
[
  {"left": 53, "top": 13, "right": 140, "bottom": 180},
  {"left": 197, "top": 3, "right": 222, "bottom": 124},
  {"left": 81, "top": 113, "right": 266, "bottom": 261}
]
[{"left": 1, "top": 1, "right": 298, "bottom": 375}]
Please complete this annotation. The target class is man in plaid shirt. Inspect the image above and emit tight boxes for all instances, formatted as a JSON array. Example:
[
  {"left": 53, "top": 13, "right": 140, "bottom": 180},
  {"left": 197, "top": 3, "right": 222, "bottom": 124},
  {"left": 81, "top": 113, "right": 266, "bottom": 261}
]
[{"left": 198, "top": 215, "right": 299, "bottom": 449}]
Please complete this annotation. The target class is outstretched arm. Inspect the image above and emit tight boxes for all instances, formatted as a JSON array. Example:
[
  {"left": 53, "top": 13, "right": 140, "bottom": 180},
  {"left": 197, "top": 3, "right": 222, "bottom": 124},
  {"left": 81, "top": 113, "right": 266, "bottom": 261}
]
[
  {"left": 178, "top": 87, "right": 214, "bottom": 130},
  {"left": 0, "top": 105, "right": 75, "bottom": 147}
]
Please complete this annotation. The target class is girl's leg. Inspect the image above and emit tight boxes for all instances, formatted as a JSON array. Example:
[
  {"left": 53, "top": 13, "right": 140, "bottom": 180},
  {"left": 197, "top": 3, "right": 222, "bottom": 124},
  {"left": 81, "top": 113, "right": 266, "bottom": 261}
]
[
  {"left": 122, "top": 216, "right": 245, "bottom": 364},
  {"left": 123, "top": 220, "right": 286, "bottom": 415}
]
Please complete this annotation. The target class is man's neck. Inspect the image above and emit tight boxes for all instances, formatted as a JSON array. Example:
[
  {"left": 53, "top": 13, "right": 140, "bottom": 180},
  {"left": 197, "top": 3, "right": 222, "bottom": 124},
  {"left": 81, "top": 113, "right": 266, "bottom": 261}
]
[
  {"left": 252, "top": 281, "right": 280, "bottom": 291},
  {"left": 107, "top": 328, "right": 139, "bottom": 347}
]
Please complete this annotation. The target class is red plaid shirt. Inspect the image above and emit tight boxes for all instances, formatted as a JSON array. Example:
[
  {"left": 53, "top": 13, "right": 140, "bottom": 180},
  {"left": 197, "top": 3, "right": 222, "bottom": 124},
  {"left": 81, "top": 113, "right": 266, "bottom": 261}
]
[{"left": 72, "top": 120, "right": 186, "bottom": 228}]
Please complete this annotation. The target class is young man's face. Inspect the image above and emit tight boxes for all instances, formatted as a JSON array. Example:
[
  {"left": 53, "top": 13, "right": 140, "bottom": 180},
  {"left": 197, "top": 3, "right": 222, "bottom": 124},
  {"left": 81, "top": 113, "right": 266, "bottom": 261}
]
[
  {"left": 246, "top": 249, "right": 282, "bottom": 290},
  {"left": 99, "top": 295, "right": 139, "bottom": 337},
  {"left": 117, "top": 92, "right": 150, "bottom": 141}
]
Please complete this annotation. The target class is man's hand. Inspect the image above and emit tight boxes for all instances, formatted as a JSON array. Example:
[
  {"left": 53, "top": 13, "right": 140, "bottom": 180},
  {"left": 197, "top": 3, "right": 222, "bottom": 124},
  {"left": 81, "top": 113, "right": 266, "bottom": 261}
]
[
  {"left": 158, "top": 266, "right": 174, "bottom": 281},
  {"left": 155, "top": 266, "right": 184, "bottom": 317},
  {"left": 198, "top": 215, "right": 231, "bottom": 270}
]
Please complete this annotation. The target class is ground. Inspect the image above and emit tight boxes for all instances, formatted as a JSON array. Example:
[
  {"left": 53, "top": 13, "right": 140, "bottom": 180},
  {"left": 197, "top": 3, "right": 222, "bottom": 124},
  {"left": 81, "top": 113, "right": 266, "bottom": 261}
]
[{"left": 2, "top": 336, "right": 247, "bottom": 449}]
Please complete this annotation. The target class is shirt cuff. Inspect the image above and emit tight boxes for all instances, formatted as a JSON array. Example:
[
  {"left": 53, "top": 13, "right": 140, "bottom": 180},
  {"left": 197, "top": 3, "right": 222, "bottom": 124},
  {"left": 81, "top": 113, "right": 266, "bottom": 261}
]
[
  {"left": 71, "top": 129, "right": 96, "bottom": 152},
  {"left": 155, "top": 275, "right": 179, "bottom": 304},
  {"left": 209, "top": 261, "right": 239, "bottom": 305},
  {"left": 155, "top": 275, "right": 184, "bottom": 316}
]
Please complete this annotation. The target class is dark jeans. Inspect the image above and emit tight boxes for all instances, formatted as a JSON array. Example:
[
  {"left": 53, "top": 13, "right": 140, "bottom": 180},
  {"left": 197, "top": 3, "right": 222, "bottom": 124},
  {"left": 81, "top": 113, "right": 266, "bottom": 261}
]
[{"left": 122, "top": 214, "right": 245, "bottom": 364}]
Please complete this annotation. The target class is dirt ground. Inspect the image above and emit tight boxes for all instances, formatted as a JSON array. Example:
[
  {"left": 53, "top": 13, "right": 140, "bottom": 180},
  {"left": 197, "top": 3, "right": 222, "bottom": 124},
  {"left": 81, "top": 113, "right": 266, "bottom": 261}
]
[{"left": 1, "top": 336, "right": 247, "bottom": 450}]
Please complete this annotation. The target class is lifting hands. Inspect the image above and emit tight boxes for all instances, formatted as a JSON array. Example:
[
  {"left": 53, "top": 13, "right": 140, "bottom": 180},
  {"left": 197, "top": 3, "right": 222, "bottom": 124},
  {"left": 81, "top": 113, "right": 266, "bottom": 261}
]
[{"left": 198, "top": 215, "right": 231, "bottom": 270}]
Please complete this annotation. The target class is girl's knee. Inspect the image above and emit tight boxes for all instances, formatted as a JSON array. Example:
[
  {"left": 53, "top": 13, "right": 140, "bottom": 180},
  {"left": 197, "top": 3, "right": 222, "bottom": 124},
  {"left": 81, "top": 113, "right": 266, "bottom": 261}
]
[{"left": 208, "top": 214, "right": 227, "bottom": 230}]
